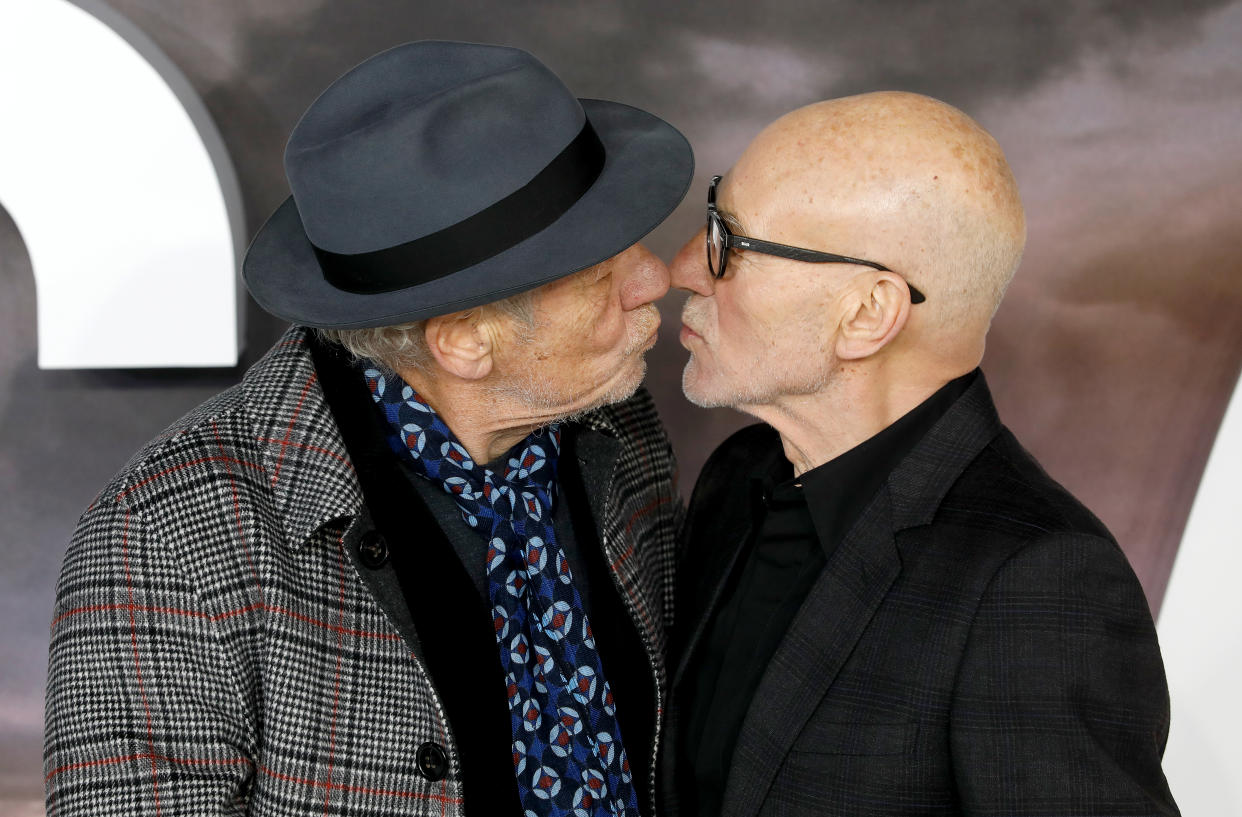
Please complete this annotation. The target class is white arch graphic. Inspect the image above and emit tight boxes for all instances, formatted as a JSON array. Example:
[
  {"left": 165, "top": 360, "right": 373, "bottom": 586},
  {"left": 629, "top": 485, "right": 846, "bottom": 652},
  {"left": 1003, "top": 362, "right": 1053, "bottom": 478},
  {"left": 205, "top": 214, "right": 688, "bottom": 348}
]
[
  {"left": 0, "top": 0, "right": 244, "bottom": 368},
  {"left": 1158, "top": 367, "right": 1242, "bottom": 813}
]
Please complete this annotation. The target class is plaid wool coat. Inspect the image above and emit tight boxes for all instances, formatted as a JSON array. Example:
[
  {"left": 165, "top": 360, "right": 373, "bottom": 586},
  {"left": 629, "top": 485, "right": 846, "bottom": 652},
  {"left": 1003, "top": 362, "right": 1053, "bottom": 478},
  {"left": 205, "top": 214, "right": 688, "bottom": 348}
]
[{"left": 44, "top": 326, "right": 681, "bottom": 816}]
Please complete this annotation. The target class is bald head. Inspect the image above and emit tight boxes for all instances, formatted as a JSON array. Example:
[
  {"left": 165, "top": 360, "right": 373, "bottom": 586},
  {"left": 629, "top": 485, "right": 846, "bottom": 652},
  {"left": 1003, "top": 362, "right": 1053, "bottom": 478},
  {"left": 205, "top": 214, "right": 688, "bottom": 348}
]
[
  {"left": 672, "top": 92, "right": 1025, "bottom": 462},
  {"left": 729, "top": 91, "right": 1025, "bottom": 340}
]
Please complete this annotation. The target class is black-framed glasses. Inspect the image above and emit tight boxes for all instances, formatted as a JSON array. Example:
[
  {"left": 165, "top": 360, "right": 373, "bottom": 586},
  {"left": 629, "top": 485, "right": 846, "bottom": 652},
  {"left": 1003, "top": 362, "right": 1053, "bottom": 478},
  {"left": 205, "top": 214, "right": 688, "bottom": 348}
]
[{"left": 706, "top": 175, "right": 926, "bottom": 303}]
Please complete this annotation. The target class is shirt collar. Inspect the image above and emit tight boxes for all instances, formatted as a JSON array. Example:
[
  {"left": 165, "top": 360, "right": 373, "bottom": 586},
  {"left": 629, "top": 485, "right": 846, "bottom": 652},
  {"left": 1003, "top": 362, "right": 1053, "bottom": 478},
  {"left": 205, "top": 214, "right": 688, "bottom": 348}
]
[{"left": 759, "top": 370, "right": 979, "bottom": 556}]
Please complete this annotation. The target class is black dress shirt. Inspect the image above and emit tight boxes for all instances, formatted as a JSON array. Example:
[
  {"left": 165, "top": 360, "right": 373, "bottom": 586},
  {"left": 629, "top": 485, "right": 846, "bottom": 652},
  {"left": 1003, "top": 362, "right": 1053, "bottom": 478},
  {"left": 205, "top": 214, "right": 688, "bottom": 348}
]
[{"left": 678, "top": 372, "right": 976, "bottom": 817}]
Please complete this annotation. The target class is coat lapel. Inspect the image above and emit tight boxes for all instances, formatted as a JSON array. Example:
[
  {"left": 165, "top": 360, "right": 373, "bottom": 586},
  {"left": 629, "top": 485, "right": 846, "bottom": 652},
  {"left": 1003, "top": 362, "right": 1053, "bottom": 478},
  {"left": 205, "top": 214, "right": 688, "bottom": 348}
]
[
  {"left": 244, "top": 326, "right": 365, "bottom": 549},
  {"left": 573, "top": 395, "right": 680, "bottom": 815},
  {"left": 574, "top": 422, "right": 666, "bottom": 656},
  {"left": 570, "top": 424, "right": 621, "bottom": 560},
  {"left": 721, "top": 488, "right": 902, "bottom": 817}
]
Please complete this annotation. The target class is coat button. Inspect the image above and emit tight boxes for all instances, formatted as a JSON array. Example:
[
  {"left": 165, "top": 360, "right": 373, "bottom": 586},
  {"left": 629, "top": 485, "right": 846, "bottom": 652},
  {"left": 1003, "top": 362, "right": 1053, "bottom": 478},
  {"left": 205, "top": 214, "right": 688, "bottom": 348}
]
[
  {"left": 356, "top": 530, "right": 389, "bottom": 569},
  {"left": 416, "top": 741, "right": 449, "bottom": 781}
]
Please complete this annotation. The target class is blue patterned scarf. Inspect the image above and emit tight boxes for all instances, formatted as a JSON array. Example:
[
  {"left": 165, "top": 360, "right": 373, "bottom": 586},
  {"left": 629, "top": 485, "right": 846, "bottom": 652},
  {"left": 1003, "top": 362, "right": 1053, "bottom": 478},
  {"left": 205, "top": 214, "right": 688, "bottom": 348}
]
[{"left": 365, "top": 367, "right": 640, "bottom": 817}]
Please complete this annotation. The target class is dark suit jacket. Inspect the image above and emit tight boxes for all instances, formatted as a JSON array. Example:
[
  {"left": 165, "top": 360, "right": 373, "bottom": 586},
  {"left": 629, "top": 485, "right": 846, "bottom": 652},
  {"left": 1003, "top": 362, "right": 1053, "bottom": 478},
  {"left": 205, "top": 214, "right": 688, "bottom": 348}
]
[{"left": 662, "top": 373, "right": 1178, "bottom": 817}]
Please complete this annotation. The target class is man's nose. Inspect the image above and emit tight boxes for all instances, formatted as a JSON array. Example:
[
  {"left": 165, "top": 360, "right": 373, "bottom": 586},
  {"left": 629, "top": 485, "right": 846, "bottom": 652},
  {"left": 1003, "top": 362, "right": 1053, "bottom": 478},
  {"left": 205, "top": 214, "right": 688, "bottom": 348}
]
[
  {"left": 619, "top": 242, "right": 671, "bottom": 310},
  {"left": 669, "top": 227, "right": 713, "bottom": 296}
]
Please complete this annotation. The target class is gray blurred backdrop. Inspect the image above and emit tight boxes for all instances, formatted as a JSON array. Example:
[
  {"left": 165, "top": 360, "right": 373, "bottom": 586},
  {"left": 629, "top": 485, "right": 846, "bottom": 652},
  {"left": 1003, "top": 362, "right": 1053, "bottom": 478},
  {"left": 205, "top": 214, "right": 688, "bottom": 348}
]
[{"left": 3, "top": 0, "right": 1242, "bottom": 812}]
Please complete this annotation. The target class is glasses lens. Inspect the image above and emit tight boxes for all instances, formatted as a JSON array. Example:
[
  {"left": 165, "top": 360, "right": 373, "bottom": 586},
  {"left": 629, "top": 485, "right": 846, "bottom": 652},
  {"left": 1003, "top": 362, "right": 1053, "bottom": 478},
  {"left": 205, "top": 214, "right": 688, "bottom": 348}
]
[{"left": 707, "top": 216, "right": 725, "bottom": 277}]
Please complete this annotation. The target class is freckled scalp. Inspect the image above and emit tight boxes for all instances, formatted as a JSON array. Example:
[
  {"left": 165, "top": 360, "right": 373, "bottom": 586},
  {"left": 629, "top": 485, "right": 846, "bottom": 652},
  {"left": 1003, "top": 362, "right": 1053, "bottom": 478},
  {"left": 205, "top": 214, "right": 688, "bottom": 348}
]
[{"left": 732, "top": 91, "right": 1025, "bottom": 330}]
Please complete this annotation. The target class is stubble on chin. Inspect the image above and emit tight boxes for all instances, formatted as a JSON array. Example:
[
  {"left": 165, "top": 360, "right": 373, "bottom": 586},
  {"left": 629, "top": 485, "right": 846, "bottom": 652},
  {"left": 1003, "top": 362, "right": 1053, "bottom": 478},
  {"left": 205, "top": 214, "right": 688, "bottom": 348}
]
[
  {"left": 681, "top": 347, "right": 832, "bottom": 410},
  {"left": 506, "top": 357, "right": 647, "bottom": 425},
  {"left": 679, "top": 299, "right": 724, "bottom": 407},
  {"left": 680, "top": 355, "right": 720, "bottom": 408}
]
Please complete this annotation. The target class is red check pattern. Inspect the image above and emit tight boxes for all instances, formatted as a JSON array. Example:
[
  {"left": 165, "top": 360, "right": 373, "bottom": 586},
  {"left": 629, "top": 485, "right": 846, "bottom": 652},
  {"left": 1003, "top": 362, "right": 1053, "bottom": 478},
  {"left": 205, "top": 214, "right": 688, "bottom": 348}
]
[{"left": 44, "top": 326, "right": 683, "bottom": 817}]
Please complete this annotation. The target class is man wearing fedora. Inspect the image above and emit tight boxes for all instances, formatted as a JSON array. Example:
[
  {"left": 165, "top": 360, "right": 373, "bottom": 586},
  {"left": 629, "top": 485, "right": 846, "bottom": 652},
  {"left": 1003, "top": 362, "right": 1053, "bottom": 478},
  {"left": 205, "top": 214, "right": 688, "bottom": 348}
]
[{"left": 44, "top": 41, "right": 692, "bottom": 817}]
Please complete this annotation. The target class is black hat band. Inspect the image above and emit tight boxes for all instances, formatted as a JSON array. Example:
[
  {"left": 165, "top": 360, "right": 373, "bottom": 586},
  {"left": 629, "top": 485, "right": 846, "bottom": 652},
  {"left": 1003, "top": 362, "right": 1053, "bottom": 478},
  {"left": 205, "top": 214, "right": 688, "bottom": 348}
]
[{"left": 311, "top": 120, "right": 606, "bottom": 295}]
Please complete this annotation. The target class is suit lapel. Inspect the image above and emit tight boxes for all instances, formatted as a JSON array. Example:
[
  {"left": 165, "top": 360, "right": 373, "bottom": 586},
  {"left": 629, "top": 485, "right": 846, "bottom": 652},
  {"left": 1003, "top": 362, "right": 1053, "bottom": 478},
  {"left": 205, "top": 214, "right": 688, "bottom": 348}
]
[
  {"left": 721, "top": 488, "right": 902, "bottom": 817},
  {"left": 672, "top": 429, "right": 785, "bottom": 689},
  {"left": 670, "top": 506, "right": 754, "bottom": 690}
]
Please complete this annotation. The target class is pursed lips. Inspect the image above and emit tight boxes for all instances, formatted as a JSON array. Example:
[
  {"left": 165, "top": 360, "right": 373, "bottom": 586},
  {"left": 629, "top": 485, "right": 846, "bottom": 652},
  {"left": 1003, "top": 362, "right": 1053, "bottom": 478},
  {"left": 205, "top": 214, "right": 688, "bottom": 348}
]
[{"left": 680, "top": 297, "right": 711, "bottom": 345}]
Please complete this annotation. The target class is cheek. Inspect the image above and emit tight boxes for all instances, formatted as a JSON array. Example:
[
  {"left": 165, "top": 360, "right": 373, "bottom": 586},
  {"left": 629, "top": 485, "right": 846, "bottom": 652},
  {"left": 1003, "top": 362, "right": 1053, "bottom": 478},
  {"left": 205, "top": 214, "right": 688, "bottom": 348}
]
[
  {"left": 715, "top": 291, "right": 771, "bottom": 348},
  {"left": 590, "top": 298, "right": 630, "bottom": 350},
  {"left": 562, "top": 300, "right": 626, "bottom": 364},
  {"left": 712, "top": 289, "right": 806, "bottom": 371}
]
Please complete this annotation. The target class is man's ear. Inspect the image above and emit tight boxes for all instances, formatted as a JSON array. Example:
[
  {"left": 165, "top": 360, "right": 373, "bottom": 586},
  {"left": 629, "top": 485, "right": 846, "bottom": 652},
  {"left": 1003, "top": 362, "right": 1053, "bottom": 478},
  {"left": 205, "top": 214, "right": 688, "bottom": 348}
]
[
  {"left": 835, "top": 272, "right": 912, "bottom": 360},
  {"left": 424, "top": 310, "right": 494, "bottom": 380}
]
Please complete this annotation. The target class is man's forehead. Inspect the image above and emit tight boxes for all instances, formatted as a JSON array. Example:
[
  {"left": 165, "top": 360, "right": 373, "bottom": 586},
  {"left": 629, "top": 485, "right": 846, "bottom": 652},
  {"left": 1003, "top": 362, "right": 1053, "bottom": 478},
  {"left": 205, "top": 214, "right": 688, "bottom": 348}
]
[
  {"left": 713, "top": 172, "right": 751, "bottom": 231},
  {"left": 716, "top": 168, "right": 810, "bottom": 235}
]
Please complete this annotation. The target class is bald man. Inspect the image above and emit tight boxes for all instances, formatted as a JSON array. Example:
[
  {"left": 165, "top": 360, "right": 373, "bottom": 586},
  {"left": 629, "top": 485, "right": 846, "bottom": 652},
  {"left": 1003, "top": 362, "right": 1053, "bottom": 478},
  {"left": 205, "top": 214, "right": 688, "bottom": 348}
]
[{"left": 660, "top": 93, "right": 1178, "bottom": 817}]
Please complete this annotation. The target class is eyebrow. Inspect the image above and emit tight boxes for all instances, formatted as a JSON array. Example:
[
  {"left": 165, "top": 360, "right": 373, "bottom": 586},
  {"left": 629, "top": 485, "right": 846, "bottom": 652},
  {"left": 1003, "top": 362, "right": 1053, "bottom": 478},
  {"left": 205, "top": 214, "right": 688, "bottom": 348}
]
[{"left": 717, "top": 208, "right": 745, "bottom": 234}]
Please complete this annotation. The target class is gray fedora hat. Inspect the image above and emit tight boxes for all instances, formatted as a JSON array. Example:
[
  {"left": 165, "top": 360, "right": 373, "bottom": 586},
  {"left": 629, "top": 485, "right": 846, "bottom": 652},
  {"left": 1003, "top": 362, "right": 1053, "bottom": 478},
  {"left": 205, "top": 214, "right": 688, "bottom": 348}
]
[{"left": 243, "top": 40, "right": 694, "bottom": 329}]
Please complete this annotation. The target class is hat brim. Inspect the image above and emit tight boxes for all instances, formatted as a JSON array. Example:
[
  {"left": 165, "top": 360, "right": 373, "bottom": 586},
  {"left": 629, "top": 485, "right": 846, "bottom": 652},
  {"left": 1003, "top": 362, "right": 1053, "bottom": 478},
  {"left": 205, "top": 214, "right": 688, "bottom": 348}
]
[{"left": 242, "top": 99, "right": 694, "bottom": 329}]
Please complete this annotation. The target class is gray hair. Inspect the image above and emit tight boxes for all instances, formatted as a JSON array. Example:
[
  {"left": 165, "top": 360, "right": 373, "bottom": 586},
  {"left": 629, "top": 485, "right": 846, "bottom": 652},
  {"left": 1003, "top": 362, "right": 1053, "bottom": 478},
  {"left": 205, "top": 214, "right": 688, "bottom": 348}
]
[{"left": 317, "top": 288, "right": 540, "bottom": 373}]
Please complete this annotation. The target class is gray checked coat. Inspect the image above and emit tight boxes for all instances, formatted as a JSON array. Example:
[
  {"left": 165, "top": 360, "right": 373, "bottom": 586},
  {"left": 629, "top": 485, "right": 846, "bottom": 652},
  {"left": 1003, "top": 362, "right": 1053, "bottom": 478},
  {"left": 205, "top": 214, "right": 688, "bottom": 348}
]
[{"left": 44, "top": 326, "right": 681, "bottom": 816}]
